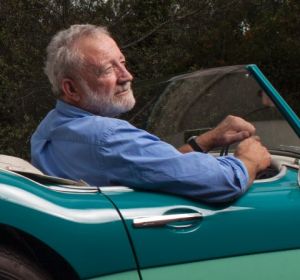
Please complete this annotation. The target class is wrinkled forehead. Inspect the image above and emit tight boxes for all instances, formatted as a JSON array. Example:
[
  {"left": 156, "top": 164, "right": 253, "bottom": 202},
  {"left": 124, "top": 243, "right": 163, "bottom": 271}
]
[{"left": 74, "top": 34, "right": 124, "bottom": 66}]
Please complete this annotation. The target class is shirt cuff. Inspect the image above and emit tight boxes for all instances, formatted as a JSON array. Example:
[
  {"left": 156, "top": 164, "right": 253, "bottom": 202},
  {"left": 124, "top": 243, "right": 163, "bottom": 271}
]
[{"left": 222, "top": 155, "right": 250, "bottom": 193}]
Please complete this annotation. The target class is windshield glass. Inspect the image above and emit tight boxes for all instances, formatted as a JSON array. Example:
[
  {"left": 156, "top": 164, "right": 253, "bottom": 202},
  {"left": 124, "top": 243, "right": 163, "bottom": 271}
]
[{"left": 137, "top": 65, "right": 299, "bottom": 153}]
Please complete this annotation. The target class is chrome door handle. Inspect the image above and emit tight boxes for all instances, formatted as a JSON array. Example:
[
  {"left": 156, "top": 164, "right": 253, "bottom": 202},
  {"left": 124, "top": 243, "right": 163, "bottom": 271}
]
[{"left": 133, "top": 212, "right": 202, "bottom": 228}]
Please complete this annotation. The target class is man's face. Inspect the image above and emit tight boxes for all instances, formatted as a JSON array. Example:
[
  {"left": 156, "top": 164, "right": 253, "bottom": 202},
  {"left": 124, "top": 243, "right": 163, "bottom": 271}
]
[{"left": 75, "top": 34, "right": 135, "bottom": 116}]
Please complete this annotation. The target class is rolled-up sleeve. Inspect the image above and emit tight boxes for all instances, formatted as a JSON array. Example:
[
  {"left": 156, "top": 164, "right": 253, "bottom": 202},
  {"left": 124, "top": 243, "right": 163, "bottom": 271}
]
[{"left": 98, "top": 120, "right": 249, "bottom": 203}]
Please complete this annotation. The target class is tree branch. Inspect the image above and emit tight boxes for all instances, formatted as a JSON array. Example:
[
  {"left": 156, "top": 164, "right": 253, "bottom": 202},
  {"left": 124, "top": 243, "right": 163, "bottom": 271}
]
[
  {"left": 109, "top": 7, "right": 134, "bottom": 27},
  {"left": 121, "top": 8, "right": 203, "bottom": 49}
]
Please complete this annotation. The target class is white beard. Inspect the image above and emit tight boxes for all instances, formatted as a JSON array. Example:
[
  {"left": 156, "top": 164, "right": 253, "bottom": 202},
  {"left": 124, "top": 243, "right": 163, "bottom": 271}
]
[{"left": 79, "top": 80, "right": 136, "bottom": 117}]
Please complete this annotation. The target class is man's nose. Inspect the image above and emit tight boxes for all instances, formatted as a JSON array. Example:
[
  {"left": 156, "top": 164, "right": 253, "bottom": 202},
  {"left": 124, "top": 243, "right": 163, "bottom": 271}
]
[{"left": 118, "top": 64, "right": 133, "bottom": 82}]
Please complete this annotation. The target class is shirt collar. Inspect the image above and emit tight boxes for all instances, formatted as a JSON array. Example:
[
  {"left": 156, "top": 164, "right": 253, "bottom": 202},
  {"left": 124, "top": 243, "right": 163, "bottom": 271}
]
[{"left": 55, "top": 100, "right": 94, "bottom": 118}]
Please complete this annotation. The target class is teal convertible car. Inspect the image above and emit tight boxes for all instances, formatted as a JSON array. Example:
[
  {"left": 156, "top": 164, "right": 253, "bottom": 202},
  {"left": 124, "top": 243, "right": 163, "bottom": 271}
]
[{"left": 0, "top": 65, "right": 299, "bottom": 280}]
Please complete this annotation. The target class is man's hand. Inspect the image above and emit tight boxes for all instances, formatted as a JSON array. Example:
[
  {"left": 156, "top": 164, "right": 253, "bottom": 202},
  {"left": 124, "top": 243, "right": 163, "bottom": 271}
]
[
  {"left": 179, "top": 115, "right": 255, "bottom": 153},
  {"left": 235, "top": 137, "right": 271, "bottom": 185},
  {"left": 195, "top": 115, "right": 255, "bottom": 152}
]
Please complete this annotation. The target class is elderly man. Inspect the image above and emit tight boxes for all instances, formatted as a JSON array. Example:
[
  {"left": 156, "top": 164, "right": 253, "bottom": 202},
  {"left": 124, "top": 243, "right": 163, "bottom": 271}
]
[{"left": 31, "top": 24, "right": 270, "bottom": 203}]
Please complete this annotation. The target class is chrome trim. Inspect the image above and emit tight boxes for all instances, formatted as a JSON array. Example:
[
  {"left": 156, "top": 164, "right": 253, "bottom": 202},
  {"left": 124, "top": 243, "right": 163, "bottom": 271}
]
[
  {"left": 254, "top": 165, "right": 287, "bottom": 183},
  {"left": 99, "top": 186, "right": 134, "bottom": 192},
  {"left": 283, "top": 163, "right": 299, "bottom": 170},
  {"left": 133, "top": 213, "right": 202, "bottom": 228},
  {"left": 47, "top": 185, "right": 98, "bottom": 193}
]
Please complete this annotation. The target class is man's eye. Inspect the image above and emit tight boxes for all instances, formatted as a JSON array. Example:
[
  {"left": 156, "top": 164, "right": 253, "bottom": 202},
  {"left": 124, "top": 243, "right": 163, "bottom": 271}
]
[
  {"left": 104, "top": 67, "right": 113, "bottom": 74},
  {"left": 96, "top": 66, "right": 113, "bottom": 76}
]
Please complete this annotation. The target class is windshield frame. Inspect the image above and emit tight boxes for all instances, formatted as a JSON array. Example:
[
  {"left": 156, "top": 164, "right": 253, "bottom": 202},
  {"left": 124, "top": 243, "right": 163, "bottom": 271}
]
[{"left": 247, "top": 64, "right": 300, "bottom": 137}]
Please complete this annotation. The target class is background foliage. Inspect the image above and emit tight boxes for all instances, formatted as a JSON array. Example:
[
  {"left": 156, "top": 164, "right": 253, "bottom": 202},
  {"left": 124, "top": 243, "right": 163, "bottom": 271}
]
[{"left": 0, "top": 0, "right": 299, "bottom": 159}]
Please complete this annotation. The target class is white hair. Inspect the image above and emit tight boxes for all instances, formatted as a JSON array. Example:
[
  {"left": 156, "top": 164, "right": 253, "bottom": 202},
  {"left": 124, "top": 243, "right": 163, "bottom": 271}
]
[{"left": 44, "top": 24, "right": 110, "bottom": 97}]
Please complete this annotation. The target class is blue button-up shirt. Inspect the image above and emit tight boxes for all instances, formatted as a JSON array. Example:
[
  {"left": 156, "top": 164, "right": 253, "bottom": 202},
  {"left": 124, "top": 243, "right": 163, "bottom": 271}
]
[{"left": 31, "top": 100, "right": 249, "bottom": 203}]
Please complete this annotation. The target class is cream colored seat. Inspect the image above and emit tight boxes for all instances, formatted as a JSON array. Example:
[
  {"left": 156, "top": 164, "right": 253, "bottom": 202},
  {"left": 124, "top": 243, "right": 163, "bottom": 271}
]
[
  {"left": 0, "top": 154, "right": 43, "bottom": 175},
  {"left": 0, "top": 155, "right": 87, "bottom": 186}
]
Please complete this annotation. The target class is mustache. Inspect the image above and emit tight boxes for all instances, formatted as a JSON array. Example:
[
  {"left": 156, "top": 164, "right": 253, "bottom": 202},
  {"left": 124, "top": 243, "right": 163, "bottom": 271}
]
[{"left": 116, "top": 82, "right": 131, "bottom": 92}]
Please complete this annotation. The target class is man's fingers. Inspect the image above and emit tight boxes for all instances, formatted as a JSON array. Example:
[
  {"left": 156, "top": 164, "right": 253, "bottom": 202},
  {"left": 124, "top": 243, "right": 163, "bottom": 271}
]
[
  {"left": 225, "top": 131, "right": 251, "bottom": 144},
  {"left": 226, "top": 115, "right": 256, "bottom": 135},
  {"left": 252, "top": 135, "right": 261, "bottom": 142},
  {"left": 242, "top": 135, "right": 261, "bottom": 144},
  {"left": 210, "top": 115, "right": 258, "bottom": 149}
]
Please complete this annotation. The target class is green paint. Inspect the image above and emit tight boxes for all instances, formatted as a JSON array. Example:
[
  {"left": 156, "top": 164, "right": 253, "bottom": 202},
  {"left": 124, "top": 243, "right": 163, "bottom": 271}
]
[
  {"left": 103, "top": 168, "right": 300, "bottom": 269},
  {"left": 142, "top": 249, "right": 300, "bottom": 280},
  {"left": 0, "top": 170, "right": 137, "bottom": 279}
]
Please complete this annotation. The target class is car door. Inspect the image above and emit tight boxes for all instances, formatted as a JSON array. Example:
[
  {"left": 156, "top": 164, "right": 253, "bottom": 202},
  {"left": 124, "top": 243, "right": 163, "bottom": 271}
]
[{"left": 101, "top": 170, "right": 300, "bottom": 280}]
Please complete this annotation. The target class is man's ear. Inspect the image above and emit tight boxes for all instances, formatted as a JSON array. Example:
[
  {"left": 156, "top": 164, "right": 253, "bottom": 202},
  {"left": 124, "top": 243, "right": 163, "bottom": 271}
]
[{"left": 61, "top": 78, "right": 81, "bottom": 102}]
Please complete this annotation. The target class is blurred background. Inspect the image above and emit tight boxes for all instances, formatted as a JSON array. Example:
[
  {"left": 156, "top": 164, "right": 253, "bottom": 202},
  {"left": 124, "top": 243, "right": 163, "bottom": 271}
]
[{"left": 0, "top": 0, "right": 299, "bottom": 158}]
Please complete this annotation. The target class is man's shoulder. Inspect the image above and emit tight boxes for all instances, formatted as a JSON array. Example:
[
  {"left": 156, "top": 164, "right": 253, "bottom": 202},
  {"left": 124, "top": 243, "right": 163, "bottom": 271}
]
[
  {"left": 68, "top": 115, "right": 159, "bottom": 148},
  {"left": 60, "top": 115, "right": 135, "bottom": 143},
  {"left": 87, "top": 115, "right": 134, "bottom": 132},
  {"left": 33, "top": 110, "right": 132, "bottom": 142}
]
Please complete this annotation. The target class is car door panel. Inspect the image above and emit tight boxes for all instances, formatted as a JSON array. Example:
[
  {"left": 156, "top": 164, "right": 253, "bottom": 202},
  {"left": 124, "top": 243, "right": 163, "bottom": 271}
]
[{"left": 101, "top": 168, "right": 300, "bottom": 272}]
